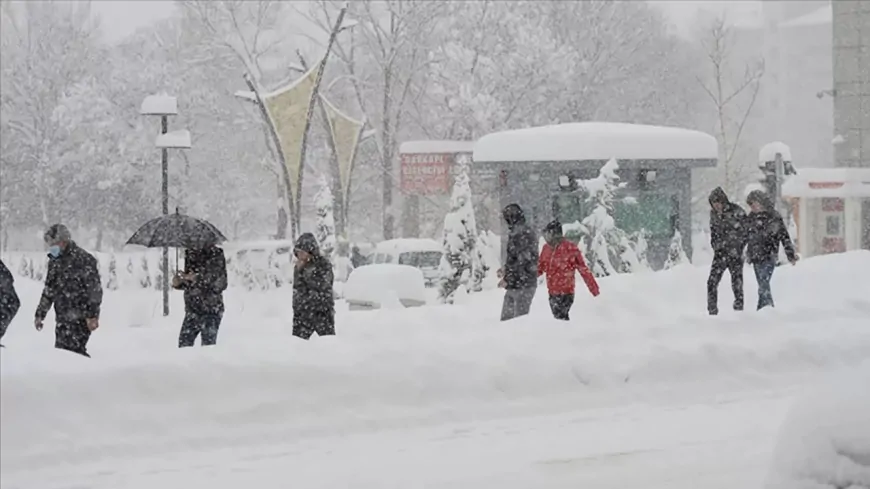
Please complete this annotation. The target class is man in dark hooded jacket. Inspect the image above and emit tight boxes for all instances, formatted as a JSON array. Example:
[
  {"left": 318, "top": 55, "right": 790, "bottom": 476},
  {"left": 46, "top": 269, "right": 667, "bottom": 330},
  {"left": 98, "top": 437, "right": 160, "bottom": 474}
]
[
  {"left": 34, "top": 224, "right": 102, "bottom": 357},
  {"left": 745, "top": 190, "right": 798, "bottom": 310},
  {"left": 0, "top": 259, "right": 21, "bottom": 346},
  {"left": 293, "top": 233, "right": 335, "bottom": 339},
  {"left": 498, "top": 204, "right": 539, "bottom": 321},
  {"left": 172, "top": 244, "right": 227, "bottom": 347},
  {"left": 707, "top": 187, "right": 747, "bottom": 315}
]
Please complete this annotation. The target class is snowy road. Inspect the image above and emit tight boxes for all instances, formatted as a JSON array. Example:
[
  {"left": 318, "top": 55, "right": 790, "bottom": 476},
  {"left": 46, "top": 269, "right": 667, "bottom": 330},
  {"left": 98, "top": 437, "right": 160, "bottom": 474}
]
[{"left": 1, "top": 390, "right": 791, "bottom": 489}]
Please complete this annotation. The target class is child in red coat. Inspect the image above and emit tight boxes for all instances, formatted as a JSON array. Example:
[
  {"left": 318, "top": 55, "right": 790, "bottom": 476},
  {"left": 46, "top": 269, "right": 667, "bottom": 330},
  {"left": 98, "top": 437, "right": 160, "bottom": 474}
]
[{"left": 537, "top": 220, "right": 600, "bottom": 320}]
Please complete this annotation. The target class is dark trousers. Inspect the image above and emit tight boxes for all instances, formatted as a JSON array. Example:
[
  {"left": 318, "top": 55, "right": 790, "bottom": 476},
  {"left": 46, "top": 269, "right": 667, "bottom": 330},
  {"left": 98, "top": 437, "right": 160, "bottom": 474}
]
[
  {"left": 179, "top": 310, "right": 223, "bottom": 347},
  {"left": 707, "top": 253, "right": 744, "bottom": 315},
  {"left": 548, "top": 294, "right": 575, "bottom": 321},
  {"left": 55, "top": 320, "right": 91, "bottom": 357},
  {"left": 292, "top": 314, "right": 336, "bottom": 340},
  {"left": 753, "top": 260, "right": 776, "bottom": 310},
  {"left": 501, "top": 287, "right": 536, "bottom": 321}
]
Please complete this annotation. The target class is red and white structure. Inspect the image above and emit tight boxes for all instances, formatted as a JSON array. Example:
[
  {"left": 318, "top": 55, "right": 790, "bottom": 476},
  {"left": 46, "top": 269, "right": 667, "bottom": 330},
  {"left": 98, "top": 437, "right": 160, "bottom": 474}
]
[{"left": 781, "top": 168, "right": 870, "bottom": 257}]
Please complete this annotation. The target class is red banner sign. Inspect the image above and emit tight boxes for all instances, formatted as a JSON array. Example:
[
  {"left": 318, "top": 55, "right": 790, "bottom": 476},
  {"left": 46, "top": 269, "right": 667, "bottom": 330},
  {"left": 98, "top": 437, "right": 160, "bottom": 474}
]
[{"left": 400, "top": 153, "right": 453, "bottom": 195}]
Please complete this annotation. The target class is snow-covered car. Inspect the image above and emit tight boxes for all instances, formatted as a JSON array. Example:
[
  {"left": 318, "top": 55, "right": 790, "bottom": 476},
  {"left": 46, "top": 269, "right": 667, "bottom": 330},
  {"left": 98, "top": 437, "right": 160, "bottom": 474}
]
[
  {"left": 766, "top": 367, "right": 870, "bottom": 489},
  {"left": 344, "top": 264, "right": 427, "bottom": 310},
  {"left": 369, "top": 239, "right": 442, "bottom": 287}
]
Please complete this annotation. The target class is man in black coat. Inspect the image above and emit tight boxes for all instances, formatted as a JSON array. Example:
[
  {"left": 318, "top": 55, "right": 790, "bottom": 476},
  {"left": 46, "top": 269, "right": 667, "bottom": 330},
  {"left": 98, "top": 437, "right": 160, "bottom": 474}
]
[
  {"left": 745, "top": 190, "right": 798, "bottom": 310},
  {"left": 34, "top": 224, "right": 103, "bottom": 357},
  {"left": 498, "top": 204, "right": 539, "bottom": 321},
  {"left": 0, "top": 259, "right": 21, "bottom": 346},
  {"left": 172, "top": 244, "right": 227, "bottom": 347},
  {"left": 293, "top": 233, "right": 335, "bottom": 339},
  {"left": 707, "top": 187, "right": 748, "bottom": 315}
]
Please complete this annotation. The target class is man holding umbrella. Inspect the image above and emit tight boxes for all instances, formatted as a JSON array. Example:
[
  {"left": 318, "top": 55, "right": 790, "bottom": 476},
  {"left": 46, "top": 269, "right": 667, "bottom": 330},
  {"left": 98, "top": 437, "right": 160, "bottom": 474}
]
[
  {"left": 34, "top": 224, "right": 103, "bottom": 357},
  {"left": 127, "top": 209, "right": 229, "bottom": 347},
  {"left": 172, "top": 244, "right": 227, "bottom": 347}
]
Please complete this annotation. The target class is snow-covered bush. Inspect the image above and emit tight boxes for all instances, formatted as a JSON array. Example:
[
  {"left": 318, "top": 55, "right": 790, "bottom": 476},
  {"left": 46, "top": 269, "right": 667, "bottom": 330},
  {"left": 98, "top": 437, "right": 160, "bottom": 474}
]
[
  {"left": 766, "top": 367, "right": 870, "bottom": 489},
  {"left": 663, "top": 230, "right": 689, "bottom": 269},
  {"left": 314, "top": 174, "right": 337, "bottom": 261},
  {"left": 438, "top": 157, "right": 482, "bottom": 303},
  {"left": 575, "top": 158, "right": 641, "bottom": 277}
]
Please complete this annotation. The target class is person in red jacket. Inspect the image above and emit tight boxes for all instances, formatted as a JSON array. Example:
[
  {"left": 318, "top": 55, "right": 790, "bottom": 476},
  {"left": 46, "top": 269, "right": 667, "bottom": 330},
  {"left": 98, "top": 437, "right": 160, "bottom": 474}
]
[{"left": 538, "top": 220, "right": 600, "bottom": 320}]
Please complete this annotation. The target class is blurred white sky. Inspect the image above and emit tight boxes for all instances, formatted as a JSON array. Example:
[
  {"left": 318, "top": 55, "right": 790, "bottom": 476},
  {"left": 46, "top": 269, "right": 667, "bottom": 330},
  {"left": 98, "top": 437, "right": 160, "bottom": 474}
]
[{"left": 91, "top": 1, "right": 761, "bottom": 44}]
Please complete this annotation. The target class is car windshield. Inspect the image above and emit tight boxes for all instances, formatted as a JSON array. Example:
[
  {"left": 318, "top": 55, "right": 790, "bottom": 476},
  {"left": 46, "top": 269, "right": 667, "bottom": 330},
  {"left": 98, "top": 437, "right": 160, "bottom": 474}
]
[{"left": 399, "top": 251, "right": 441, "bottom": 268}]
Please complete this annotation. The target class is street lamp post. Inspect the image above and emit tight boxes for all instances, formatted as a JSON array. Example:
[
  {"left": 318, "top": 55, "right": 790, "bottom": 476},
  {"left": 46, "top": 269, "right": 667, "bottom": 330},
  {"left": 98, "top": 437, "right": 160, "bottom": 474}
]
[{"left": 140, "top": 95, "right": 191, "bottom": 316}]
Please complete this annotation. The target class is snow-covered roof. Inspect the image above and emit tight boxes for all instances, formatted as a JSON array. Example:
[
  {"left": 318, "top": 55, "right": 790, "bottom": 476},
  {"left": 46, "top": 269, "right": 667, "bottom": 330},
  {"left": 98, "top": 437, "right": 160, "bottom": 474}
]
[
  {"left": 780, "top": 5, "right": 831, "bottom": 28},
  {"left": 473, "top": 122, "right": 718, "bottom": 163},
  {"left": 759, "top": 141, "right": 792, "bottom": 163},
  {"left": 374, "top": 238, "right": 441, "bottom": 253},
  {"left": 155, "top": 130, "right": 191, "bottom": 149},
  {"left": 781, "top": 168, "right": 870, "bottom": 198},
  {"left": 140, "top": 94, "right": 178, "bottom": 116},
  {"left": 399, "top": 140, "right": 476, "bottom": 155}
]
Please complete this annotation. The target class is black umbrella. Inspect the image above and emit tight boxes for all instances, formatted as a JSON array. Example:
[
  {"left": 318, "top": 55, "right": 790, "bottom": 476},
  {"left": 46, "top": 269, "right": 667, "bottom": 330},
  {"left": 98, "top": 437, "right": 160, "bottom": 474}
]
[{"left": 126, "top": 211, "right": 227, "bottom": 250}]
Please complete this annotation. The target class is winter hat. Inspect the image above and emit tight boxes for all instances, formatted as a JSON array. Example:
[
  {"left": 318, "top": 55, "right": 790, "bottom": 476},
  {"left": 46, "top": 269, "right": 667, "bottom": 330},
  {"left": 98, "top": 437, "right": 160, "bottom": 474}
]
[
  {"left": 502, "top": 203, "right": 526, "bottom": 226},
  {"left": 43, "top": 223, "right": 72, "bottom": 245},
  {"left": 746, "top": 190, "right": 773, "bottom": 210},
  {"left": 294, "top": 233, "right": 320, "bottom": 256},
  {"left": 708, "top": 187, "right": 730, "bottom": 206},
  {"left": 543, "top": 220, "right": 563, "bottom": 237}
]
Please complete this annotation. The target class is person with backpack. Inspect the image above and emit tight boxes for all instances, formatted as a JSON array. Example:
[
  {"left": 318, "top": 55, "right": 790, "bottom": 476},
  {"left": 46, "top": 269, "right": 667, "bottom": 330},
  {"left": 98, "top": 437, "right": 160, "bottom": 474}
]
[
  {"left": 745, "top": 190, "right": 798, "bottom": 310},
  {"left": 537, "top": 220, "right": 600, "bottom": 320}
]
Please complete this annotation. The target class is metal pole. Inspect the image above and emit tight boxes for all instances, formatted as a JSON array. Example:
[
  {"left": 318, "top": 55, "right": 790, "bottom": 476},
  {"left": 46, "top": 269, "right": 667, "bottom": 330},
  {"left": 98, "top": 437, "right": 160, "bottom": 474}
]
[
  {"left": 774, "top": 152, "right": 784, "bottom": 215},
  {"left": 161, "top": 115, "right": 170, "bottom": 317}
]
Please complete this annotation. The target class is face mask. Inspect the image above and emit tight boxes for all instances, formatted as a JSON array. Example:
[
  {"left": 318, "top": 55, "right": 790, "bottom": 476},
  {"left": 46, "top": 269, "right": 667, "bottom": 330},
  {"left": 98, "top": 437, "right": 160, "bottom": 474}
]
[{"left": 48, "top": 245, "right": 61, "bottom": 258}]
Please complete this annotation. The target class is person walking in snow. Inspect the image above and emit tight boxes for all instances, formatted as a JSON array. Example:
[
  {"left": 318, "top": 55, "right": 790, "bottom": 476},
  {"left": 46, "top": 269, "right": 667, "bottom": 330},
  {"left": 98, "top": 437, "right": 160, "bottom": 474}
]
[
  {"left": 292, "top": 233, "right": 335, "bottom": 339},
  {"left": 745, "top": 190, "right": 798, "bottom": 310},
  {"left": 172, "top": 244, "right": 227, "bottom": 347},
  {"left": 34, "top": 224, "right": 103, "bottom": 357},
  {"left": 0, "top": 259, "right": 21, "bottom": 346},
  {"left": 538, "top": 221, "right": 599, "bottom": 320},
  {"left": 350, "top": 245, "right": 367, "bottom": 268},
  {"left": 497, "top": 204, "right": 539, "bottom": 321},
  {"left": 707, "top": 187, "right": 748, "bottom": 315}
]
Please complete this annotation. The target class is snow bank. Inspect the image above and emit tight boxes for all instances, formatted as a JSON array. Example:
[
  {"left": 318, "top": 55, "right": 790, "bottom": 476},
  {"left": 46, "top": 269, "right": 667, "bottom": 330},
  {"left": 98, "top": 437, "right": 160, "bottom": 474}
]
[
  {"left": 759, "top": 141, "right": 792, "bottom": 163},
  {"left": 473, "top": 122, "right": 718, "bottom": 163},
  {"left": 766, "top": 365, "right": 870, "bottom": 489},
  {"left": 2, "top": 252, "right": 870, "bottom": 469}
]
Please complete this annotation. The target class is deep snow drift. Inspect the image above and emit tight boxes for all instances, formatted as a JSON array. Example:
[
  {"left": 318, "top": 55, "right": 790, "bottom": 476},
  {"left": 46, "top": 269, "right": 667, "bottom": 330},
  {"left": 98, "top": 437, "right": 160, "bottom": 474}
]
[{"left": 2, "top": 251, "right": 869, "bottom": 488}]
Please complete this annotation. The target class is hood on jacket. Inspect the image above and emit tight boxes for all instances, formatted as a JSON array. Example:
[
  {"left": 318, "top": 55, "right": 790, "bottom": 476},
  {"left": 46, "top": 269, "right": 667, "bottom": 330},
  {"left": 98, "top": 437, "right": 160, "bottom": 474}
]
[
  {"left": 746, "top": 190, "right": 774, "bottom": 211},
  {"left": 543, "top": 220, "right": 563, "bottom": 245},
  {"left": 709, "top": 187, "right": 730, "bottom": 207},
  {"left": 502, "top": 204, "right": 526, "bottom": 228},
  {"left": 294, "top": 232, "right": 320, "bottom": 256}
]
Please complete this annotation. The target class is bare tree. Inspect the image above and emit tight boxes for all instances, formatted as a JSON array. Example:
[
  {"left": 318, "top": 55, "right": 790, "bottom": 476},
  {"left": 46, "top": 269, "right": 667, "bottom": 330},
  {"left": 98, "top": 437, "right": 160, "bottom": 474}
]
[
  {"left": 302, "top": 0, "right": 448, "bottom": 240},
  {"left": 695, "top": 14, "right": 765, "bottom": 196},
  {"left": 179, "top": 0, "right": 293, "bottom": 238}
]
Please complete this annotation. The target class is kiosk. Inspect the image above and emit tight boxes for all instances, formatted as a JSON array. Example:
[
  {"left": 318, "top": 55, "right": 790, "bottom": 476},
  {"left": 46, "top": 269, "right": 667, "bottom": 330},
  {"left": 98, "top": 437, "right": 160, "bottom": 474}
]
[{"left": 781, "top": 168, "right": 870, "bottom": 257}]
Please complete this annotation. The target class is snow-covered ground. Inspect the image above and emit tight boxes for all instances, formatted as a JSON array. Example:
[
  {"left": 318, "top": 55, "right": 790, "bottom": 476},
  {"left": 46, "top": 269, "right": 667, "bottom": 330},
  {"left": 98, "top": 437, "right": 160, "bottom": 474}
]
[{"left": 2, "top": 251, "right": 869, "bottom": 489}]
